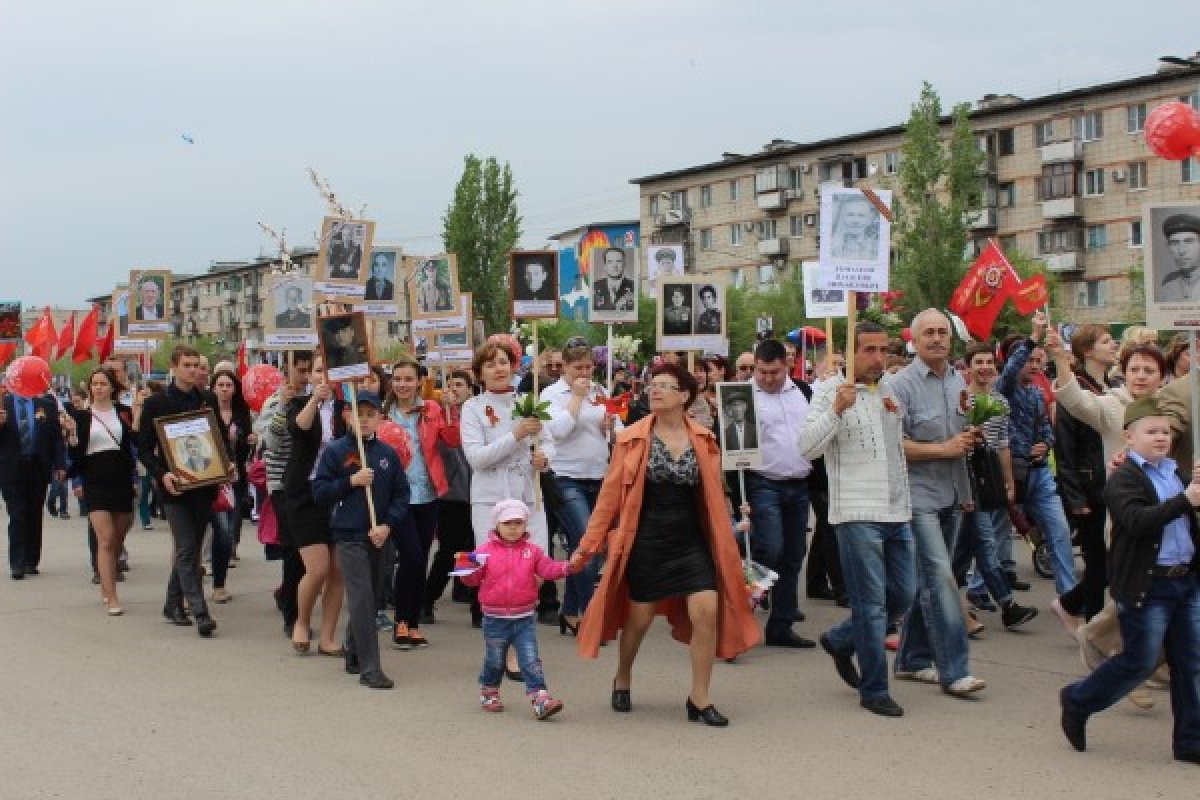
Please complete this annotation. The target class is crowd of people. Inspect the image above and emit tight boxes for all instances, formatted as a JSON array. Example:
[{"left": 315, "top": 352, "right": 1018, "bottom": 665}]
[{"left": 1, "top": 312, "right": 1198, "bottom": 760}]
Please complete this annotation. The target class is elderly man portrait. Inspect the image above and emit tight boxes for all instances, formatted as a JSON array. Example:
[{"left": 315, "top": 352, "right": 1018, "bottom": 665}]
[{"left": 1156, "top": 213, "right": 1200, "bottom": 302}]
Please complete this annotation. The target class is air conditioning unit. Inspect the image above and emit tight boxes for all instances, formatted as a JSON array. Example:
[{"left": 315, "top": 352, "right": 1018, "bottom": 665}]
[
  {"left": 784, "top": 189, "right": 804, "bottom": 201},
  {"left": 1112, "top": 169, "right": 1126, "bottom": 182},
  {"left": 798, "top": 163, "right": 811, "bottom": 173},
  {"left": 868, "top": 162, "right": 879, "bottom": 175},
  {"left": 804, "top": 214, "right": 817, "bottom": 227}
]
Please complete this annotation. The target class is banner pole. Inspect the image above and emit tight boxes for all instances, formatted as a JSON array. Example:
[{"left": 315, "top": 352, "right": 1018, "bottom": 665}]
[
  {"left": 845, "top": 292, "right": 858, "bottom": 383},
  {"left": 1191, "top": 331, "right": 1200, "bottom": 463},
  {"left": 530, "top": 319, "right": 542, "bottom": 512},
  {"left": 825, "top": 317, "right": 834, "bottom": 375},
  {"left": 343, "top": 381, "right": 378, "bottom": 529},
  {"left": 606, "top": 323, "right": 614, "bottom": 394}
]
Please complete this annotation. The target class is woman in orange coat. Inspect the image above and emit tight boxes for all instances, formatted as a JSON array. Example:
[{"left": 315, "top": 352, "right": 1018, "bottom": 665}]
[{"left": 569, "top": 361, "right": 760, "bottom": 727}]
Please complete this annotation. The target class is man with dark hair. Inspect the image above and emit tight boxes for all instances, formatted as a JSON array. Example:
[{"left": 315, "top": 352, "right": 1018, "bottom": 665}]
[
  {"left": 747, "top": 337, "right": 816, "bottom": 648},
  {"left": 654, "top": 246, "right": 680, "bottom": 277},
  {"left": 1157, "top": 213, "right": 1200, "bottom": 302},
  {"left": 593, "top": 247, "right": 634, "bottom": 311},
  {"left": 722, "top": 394, "right": 756, "bottom": 450},
  {"left": 276, "top": 286, "right": 311, "bottom": 329},
  {"left": 327, "top": 224, "right": 362, "bottom": 279},
  {"left": 696, "top": 285, "right": 721, "bottom": 334}
]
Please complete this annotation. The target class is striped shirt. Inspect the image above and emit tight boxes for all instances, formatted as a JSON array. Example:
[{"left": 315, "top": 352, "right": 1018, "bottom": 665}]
[{"left": 255, "top": 390, "right": 293, "bottom": 493}]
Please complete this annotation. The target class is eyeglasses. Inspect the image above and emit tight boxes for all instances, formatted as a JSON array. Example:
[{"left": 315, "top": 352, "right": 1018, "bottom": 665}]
[
  {"left": 736, "top": 364, "right": 754, "bottom": 371},
  {"left": 649, "top": 382, "right": 680, "bottom": 391}
]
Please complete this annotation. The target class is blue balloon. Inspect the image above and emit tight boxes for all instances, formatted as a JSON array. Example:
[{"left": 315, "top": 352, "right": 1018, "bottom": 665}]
[{"left": 786, "top": 328, "right": 803, "bottom": 344}]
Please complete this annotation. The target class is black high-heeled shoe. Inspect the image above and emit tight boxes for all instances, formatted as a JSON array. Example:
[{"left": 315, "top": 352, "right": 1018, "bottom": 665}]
[
  {"left": 686, "top": 697, "right": 728, "bottom": 727},
  {"left": 558, "top": 614, "right": 579, "bottom": 637},
  {"left": 611, "top": 681, "right": 632, "bottom": 712}
]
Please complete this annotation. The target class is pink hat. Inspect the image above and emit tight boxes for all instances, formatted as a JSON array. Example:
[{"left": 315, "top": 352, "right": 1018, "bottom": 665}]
[{"left": 491, "top": 499, "right": 530, "bottom": 529}]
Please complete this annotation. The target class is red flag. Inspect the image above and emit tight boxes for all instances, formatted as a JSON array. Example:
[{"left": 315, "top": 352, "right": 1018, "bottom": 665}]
[
  {"left": 0, "top": 342, "right": 15, "bottom": 366},
  {"left": 73, "top": 305, "right": 100, "bottom": 363},
  {"left": 948, "top": 242, "right": 1019, "bottom": 341},
  {"left": 236, "top": 341, "right": 248, "bottom": 378},
  {"left": 55, "top": 311, "right": 76, "bottom": 361},
  {"left": 1012, "top": 273, "right": 1049, "bottom": 316},
  {"left": 24, "top": 307, "right": 57, "bottom": 361},
  {"left": 96, "top": 319, "right": 116, "bottom": 363}
]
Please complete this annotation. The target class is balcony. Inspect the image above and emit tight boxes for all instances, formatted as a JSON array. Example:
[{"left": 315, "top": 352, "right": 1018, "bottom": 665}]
[
  {"left": 1044, "top": 251, "right": 1085, "bottom": 273},
  {"left": 756, "top": 190, "right": 786, "bottom": 211},
  {"left": 244, "top": 284, "right": 259, "bottom": 299},
  {"left": 1041, "top": 196, "right": 1081, "bottom": 219},
  {"left": 243, "top": 311, "right": 259, "bottom": 326},
  {"left": 1040, "top": 139, "right": 1084, "bottom": 163},
  {"left": 172, "top": 301, "right": 182, "bottom": 315},
  {"left": 757, "top": 238, "right": 789, "bottom": 257},
  {"left": 654, "top": 209, "right": 689, "bottom": 228},
  {"left": 965, "top": 207, "right": 998, "bottom": 230},
  {"left": 188, "top": 297, "right": 199, "bottom": 311}
]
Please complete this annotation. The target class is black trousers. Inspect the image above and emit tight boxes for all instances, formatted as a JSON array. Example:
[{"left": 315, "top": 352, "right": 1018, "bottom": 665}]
[
  {"left": 1059, "top": 506, "right": 1107, "bottom": 620},
  {"left": 805, "top": 488, "right": 844, "bottom": 597},
  {"left": 271, "top": 489, "right": 304, "bottom": 626},
  {"left": 2, "top": 468, "right": 50, "bottom": 572},
  {"left": 164, "top": 501, "right": 211, "bottom": 617},
  {"left": 425, "top": 499, "right": 474, "bottom": 609}
]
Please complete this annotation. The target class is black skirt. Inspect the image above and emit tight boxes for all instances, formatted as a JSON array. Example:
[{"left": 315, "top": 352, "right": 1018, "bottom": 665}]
[
  {"left": 287, "top": 493, "right": 332, "bottom": 548},
  {"left": 81, "top": 449, "right": 135, "bottom": 513},
  {"left": 626, "top": 480, "right": 716, "bottom": 603}
]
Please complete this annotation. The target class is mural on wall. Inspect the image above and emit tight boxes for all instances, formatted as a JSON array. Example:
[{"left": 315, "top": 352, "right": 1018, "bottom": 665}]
[{"left": 558, "top": 224, "right": 639, "bottom": 322}]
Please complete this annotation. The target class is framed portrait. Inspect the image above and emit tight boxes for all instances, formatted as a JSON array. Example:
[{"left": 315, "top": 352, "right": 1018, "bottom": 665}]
[
  {"left": 588, "top": 246, "right": 639, "bottom": 324},
  {"left": 126, "top": 269, "right": 172, "bottom": 337},
  {"left": 351, "top": 246, "right": 403, "bottom": 319},
  {"left": 509, "top": 250, "right": 559, "bottom": 319},
  {"left": 318, "top": 311, "right": 373, "bottom": 382},
  {"left": 314, "top": 216, "right": 376, "bottom": 299},
  {"left": 802, "top": 261, "right": 847, "bottom": 319},
  {"left": 818, "top": 187, "right": 892, "bottom": 292},
  {"left": 646, "top": 244, "right": 686, "bottom": 285},
  {"left": 0, "top": 301, "right": 21, "bottom": 343},
  {"left": 153, "top": 408, "right": 233, "bottom": 491},
  {"left": 1145, "top": 201, "right": 1200, "bottom": 329},
  {"left": 715, "top": 382, "right": 762, "bottom": 471},
  {"left": 656, "top": 275, "right": 728, "bottom": 354},
  {"left": 407, "top": 254, "right": 460, "bottom": 320},
  {"left": 263, "top": 273, "right": 319, "bottom": 348}
]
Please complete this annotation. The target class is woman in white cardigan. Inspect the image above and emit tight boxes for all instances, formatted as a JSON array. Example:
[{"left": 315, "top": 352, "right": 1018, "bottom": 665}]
[{"left": 460, "top": 341, "right": 555, "bottom": 550}]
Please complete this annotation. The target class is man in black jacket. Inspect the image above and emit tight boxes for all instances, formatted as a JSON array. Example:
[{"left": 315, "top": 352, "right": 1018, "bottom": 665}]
[
  {"left": 137, "top": 344, "right": 231, "bottom": 636},
  {"left": 0, "top": 388, "right": 66, "bottom": 578},
  {"left": 1060, "top": 397, "right": 1200, "bottom": 763}
]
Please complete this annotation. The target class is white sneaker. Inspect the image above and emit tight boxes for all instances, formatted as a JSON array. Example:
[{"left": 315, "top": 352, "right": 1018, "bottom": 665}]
[
  {"left": 946, "top": 676, "right": 987, "bottom": 696},
  {"left": 896, "top": 667, "right": 940, "bottom": 684}
]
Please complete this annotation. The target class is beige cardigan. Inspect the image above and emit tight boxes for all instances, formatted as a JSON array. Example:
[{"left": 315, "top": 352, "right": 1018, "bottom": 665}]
[{"left": 1052, "top": 374, "right": 1133, "bottom": 462}]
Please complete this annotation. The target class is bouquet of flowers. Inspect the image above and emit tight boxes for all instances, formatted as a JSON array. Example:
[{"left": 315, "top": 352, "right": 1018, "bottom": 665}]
[{"left": 967, "top": 393, "right": 1008, "bottom": 427}]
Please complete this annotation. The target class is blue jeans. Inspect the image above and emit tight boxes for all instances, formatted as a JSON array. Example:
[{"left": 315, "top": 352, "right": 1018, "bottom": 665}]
[
  {"left": 479, "top": 615, "right": 547, "bottom": 694},
  {"left": 138, "top": 473, "right": 155, "bottom": 527},
  {"left": 896, "top": 508, "right": 970, "bottom": 686},
  {"left": 554, "top": 476, "right": 603, "bottom": 617},
  {"left": 955, "top": 509, "right": 1013, "bottom": 606},
  {"left": 746, "top": 473, "right": 810, "bottom": 635},
  {"left": 1064, "top": 574, "right": 1200, "bottom": 754},
  {"left": 825, "top": 521, "right": 916, "bottom": 700},
  {"left": 211, "top": 509, "right": 238, "bottom": 589},
  {"left": 1022, "top": 466, "right": 1077, "bottom": 595}
]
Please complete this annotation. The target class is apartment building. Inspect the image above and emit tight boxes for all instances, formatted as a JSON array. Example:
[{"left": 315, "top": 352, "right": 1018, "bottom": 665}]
[{"left": 631, "top": 61, "right": 1200, "bottom": 324}]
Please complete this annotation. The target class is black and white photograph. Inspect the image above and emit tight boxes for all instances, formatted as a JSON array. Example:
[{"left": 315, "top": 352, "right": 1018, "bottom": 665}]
[
  {"left": 315, "top": 216, "right": 376, "bottom": 298},
  {"left": 510, "top": 250, "right": 559, "bottom": 319},
  {"left": 268, "top": 277, "right": 313, "bottom": 330},
  {"left": 364, "top": 249, "right": 397, "bottom": 300},
  {"left": 716, "top": 382, "right": 762, "bottom": 471},
  {"left": 588, "top": 246, "right": 638, "bottom": 323},
  {"left": 657, "top": 276, "right": 728, "bottom": 354},
  {"left": 695, "top": 283, "right": 722, "bottom": 334},
  {"left": 646, "top": 244, "right": 685, "bottom": 284},
  {"left": 153, "top": 408, "right": 232, "bottom": 491},
  {"left": 662, "top": 283, "right": 693, "bottom": 335},
  {"left": 802, "top": 261, "right": 848, "bottom": 319},
  {"left": 1146, "top": 202, "right": 1200, "bottom": 328},
  {"left": 818, "top": 187, "right": 892, "bottom": 292},
  {"left": 408, "top": 254, "right": 460, "bottom": 319},
  {"left": 126, "top": 269, "right": 171, "bottom": 336},
  {"left": 318, "top": 311, "right": 373, "bottom": 381}
]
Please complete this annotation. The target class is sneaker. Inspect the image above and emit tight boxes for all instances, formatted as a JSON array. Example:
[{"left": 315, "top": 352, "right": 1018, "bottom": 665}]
[
  {"left": 195, "top": 614, "right": 218, "bottom": 637},
  {"left": 480, "top": 687, "right": 504, "bottom": 712},
  {"left": 1002, "top": 602, "right": 1038, "bottom": 630},
  {"left": 896, "top": 667, "right": 940, "bottom": 684},
  {"left": 142, "top": 523, "right": 153, "bottom": 531},
  {"left": 212, "top": 587, "right": 232, "bottom": 604},
  {"left": 408, "top": 629, "right": 429, "bottom": 648},
  {"left": 392, "top": 621, "right": 412, "bottom": 650},
  {"left": 945, "top": 676, "right": 987, "bottom": 696},
  {"left": 531, "top": 690, "right": 564, "bottom": 720},
  {"left": 359, "top": 670, "right": 394, "bottom": 690},
  {"left": 967, "top": 592, "right": 996, "bottom": 613},
  {"left": 375, "top": 611, "right": 392, "bottom": 631}
]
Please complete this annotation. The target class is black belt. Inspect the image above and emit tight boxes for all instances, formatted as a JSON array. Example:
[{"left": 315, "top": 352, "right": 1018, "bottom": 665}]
[{"left": 1151, "top": 565, "right": 1193, "bottom": 577}]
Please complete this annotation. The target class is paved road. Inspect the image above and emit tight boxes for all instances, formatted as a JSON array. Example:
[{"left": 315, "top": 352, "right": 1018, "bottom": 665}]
[{"left": 0, "top": 514, "right": 1193, "bottom": 799}]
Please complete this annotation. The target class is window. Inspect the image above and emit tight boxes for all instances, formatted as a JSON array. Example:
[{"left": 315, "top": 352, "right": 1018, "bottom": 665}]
[
  {"left": 787, "top": 167, "right": 804, "bottom": 190},
  {"left": 1126, "top": 103, "right": 1147, "bottom": 133},
  {"left": 755, "top": 166, "right": 782, "bottom": 193},
  {"left": 998, "top": 234, "right": 1018, "bottom": 254},
  {"left": 758, "top": 264, "right": 777, "bottom": 288},
  {"left": 649, "top": 196, "right": 658, "bottom": 216},
  {"left": 1034, "top": 120, "right": 1055, "bottom": 146},
  {"left": 1183, "top": 92, "right": 1200, "bottom": 110},
  {"left": 1039, "top": 162, "right": 1079, "bottom": 199},
  {"left": 1128, "top": 161, "right": 1148, "bottom": 190},
  {"left": 387, "top": 321, "right": 402, "bottom": 336},
  {"left": 997, "top": 129, "right": 1015, "bottom": 156},
  {"left": 884, "top": 151, "right": 900, "bottom": 175},
  {"left": 668, "top": 190, "right": 687, "bottom": 210},
  {"left": 1085, "top": 224, "right": 1107, "bottom": 250},
  {"left": 1184, "top": 157, "right": 1199, "bottom": 184},
  {"left": 789, "top": 215, "right": 805, "bottom": 237},
  {"left": 1130, "top": 220, "right": 1143, "bottom": 248},
  {"left": 700, "top": 228, "right": 713, "bottom": 250},
  {"left": 853, "top": 157, "right": 868, "bottom": 180},
  {"left": 729, "top": 179, "right": 741, "bottom": 202},
  {"left": 1038, "top": 227, "right": 1083, "bottom": 253},
  {"left": 729, "top": 224, "right": 743, "bottom": 246},
  {"left": 700, "top": 185, "right": 712, "bottom": 208},
  {"left": 1075, "top": 280, "right": 1108, "bottom": 309},
  {"left": 732, "top": 268, "right": 746, "bottom": 289},
  {"left": 758, "top": 219, "right": 778, "bottom": 239},
  {"left": 1073, "top": 111, "right": 1103, "bottom": 142},
  {"left": 997, "top": 182, "right": 1016, "bottom": 208},
  {"left": 1083, "top": 168, "right": 1105, "bottom": 197}
]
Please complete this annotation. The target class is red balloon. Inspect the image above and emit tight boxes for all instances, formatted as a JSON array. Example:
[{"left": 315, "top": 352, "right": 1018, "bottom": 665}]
[
  {"left": 241, "top": 364, "right": 284, "bottom": 413},
  {"left": 5, "top": 355, "right": 52, "bottom": 398},
  {"left": 376, "top": 419, "right": 406, "bottom": 450},
  {"left": 1145, "top": 101, "right": 1200, "bottom": 161}
]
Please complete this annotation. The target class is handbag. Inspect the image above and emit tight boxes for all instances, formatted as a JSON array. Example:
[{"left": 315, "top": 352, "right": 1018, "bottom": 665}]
[
  {"left": 967, "top": 445, "right": 1008, "bottom": 511},
  {"left": 212, "top": 484, "right": 235, "bottom": 513}
]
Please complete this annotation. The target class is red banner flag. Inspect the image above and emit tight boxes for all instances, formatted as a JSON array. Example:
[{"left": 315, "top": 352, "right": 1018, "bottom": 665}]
[
  {"left": 236, "top": 341, "right": 248, "bottom": 378},
  {"left": 55, "top": 311, "right": 76, "bottom": 361},
  {"left": 24, "top": 307, "right": 57, "bottom": 361},
  {"left": 1012, "top": 273, "right": 1049, "bottom": 316},
  {"left": 0, "top": 342, "right": 15, "bottom": 367},
  {"left": 73, "top": 305, "right": 100, "bottom": 363},
  {"left": 948, "top": 242, "right": 1020, "bottom": 341},
  {"left": 96, "top": 319, "right": 116, "bottom": 364}
]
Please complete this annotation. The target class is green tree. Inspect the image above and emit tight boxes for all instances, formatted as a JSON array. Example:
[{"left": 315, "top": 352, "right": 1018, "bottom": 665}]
[
  {"left": 892, "top": 83, "right": 984, "bottom": 314},
  {"left": 443, "top": 155, "right": 522, "bottom": 334}
]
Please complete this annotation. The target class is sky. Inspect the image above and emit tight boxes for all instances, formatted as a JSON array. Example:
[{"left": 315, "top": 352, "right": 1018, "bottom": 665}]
[{"left": 2, "top": 0, "right": 1196, "bottom": 307}]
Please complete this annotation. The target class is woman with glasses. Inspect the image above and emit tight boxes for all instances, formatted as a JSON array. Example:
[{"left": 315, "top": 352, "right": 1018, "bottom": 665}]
[{"left": 569, "top": 362, "right": 759, "bottom": 727}]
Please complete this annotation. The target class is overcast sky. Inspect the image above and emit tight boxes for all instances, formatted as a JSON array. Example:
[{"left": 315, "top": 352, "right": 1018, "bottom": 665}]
[{"left": 2, "top": 1, "right": 1195, "bottom": 307}]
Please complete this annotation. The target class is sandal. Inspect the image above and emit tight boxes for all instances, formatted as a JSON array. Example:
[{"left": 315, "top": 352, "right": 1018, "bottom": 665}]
[
  {"left": 292, "top": 639, "right": 311, "bottom": 654},
  {"left": 317, "top": 645, "right": 346, "bottom": 657}
]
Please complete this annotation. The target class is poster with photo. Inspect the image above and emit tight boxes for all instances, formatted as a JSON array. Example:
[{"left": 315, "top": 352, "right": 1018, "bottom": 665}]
[
  {"left": 509, "top": 250, "right": 559, "bottom": 319},
  {"left": 111, "top": 286, "right": 151, "bottom": 353},
  {"left": 802, "top": 261, "right": 847, "bottom": 319},
  {"left": 656, "top": 276, "right": 727, "bottom": 354},
  {"left": 153, "top": 408, "right": 233, "bottom": 490},
  {"left": 314, "top": 216, "right": 376, "bottom": 299},
  {"left": 588, "top": 246, "right": 638, "bottom": 324},
  {"left": 646, "top": 244, "right": 685, "bottom": 286},
  {"left": 426, "top": 348, "right": 473, "bottom": 366},
  {"left": 352, "top": 246, "right": 402, "bottom": 318},
  {"left": 0, "top": 301, "right": 21, "bottom": 343},
  {"left": 407, "top": 254, "right": 460, "bottom": 320},
  {"left": 318, "top": 311, "right": 373, "bottom": 382},
  {"left": 1145, "top": 202, "right": 1200, "bottom": 329},
  {"left": 126, "top": 269, "right": 172, "bottom": 336},
  {"left": 817, "top": 188, "right": 892, "bottom": 292},
  {"left": 264, "top": 273, "right": 319, "bottom": 348},
  {"left": 716, "top": 382, "right": 762, "bottom": 471},
  {"left": 412, "top": 293, "right": 471, "bottom": 335}
]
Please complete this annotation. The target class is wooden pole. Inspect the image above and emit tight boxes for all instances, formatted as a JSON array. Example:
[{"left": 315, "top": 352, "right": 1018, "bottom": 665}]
[
  {"left": 825, "top": 316, "right": 834, "bottom": 375},
  {"left": 529, "top": 319, "right": 542, "bottom": 511},
  {"left": 606, "top": 323, "right": 614, "bottom": 394},
  {"left": 1191, "top": 331, "right": 1200, "bottom": 463},
  {"left": 845, "top": 291, "right": 858, "bottom": 383},
  {"left": 738, "top": 469, "right": 749, "bottom": 573},
  {"left": 343, "top": 381, "right": 378, "bottom": 528}
]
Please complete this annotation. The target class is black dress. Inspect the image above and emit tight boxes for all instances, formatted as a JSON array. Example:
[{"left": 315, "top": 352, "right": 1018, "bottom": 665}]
[
  {"left": 626, "top": 436, "right": 716, "bottom": 603},
  {"left": 72, "top": 406, "right": 136, "bottom": 513}
]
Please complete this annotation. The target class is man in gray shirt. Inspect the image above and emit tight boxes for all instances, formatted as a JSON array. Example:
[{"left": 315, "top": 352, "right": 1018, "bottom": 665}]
[{"left": 889, "top": 309, "right": 987, "bottom": 697}]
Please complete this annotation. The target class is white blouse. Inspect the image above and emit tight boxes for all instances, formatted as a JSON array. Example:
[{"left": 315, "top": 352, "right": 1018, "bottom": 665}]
[{"left": 86, "top": 407, "right": 122, "bottom": 456}]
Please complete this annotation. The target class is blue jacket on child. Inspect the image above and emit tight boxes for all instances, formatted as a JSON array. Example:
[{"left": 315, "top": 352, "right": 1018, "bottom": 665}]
[{"left": 312, "top": 432, "right": 411, "bottom": 543}]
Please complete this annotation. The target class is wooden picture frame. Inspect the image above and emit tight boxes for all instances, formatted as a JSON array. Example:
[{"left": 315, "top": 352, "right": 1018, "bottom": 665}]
[
  {"left": 314, "top": 216, "right": 376, "bottom": 300},
  {"left": 127, "top": 268, "right": 172, "bottom": 337},
  {"left": 153, "top": 408, "right": 232, "bottom": 491},
  {"left": 655, "top": 274, "right": 729, "bottom": 355},
  {"left": 317, "top": 310, "right": 373, "bottom": 382},
  {"left": 509, "top": 250, "right": 559, "bottom": 319},
  {"left": 407, "top": 254, "right": 461, "bottom": 320}
]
